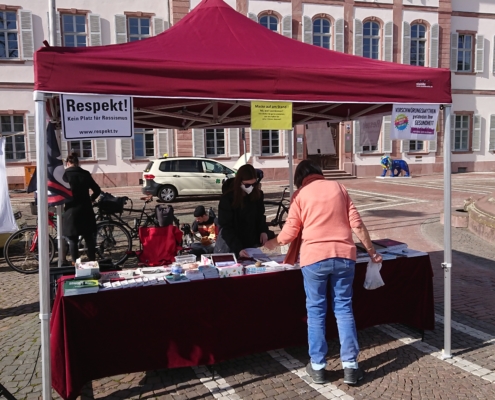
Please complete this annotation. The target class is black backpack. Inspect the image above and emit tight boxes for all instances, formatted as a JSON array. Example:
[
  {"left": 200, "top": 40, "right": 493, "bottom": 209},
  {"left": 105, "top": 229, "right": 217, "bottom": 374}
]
[{"left": 155, "top": 204, "right": 175, "bottom": 227}]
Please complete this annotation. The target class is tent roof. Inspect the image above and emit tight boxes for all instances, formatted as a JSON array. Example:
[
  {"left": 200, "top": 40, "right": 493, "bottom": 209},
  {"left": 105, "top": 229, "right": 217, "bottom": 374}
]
[{"left": 34, "top": 0, "right": 451, "bottom": 129}]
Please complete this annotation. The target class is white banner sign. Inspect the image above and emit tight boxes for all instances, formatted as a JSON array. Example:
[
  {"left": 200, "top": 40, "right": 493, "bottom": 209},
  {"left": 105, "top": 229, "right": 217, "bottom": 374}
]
[
  {"left": 391, "top": 104, "right": 439, "bottom": 140},
  {"left": 61, "top": 94, "right": 134, "bottom": 139},
  {"left": 358, "top": 113, "right": 387, "bottom": 146}
]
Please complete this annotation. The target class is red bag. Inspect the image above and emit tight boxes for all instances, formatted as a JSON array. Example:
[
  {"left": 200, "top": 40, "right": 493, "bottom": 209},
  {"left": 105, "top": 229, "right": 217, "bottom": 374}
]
[{"left": 135, "top": 226, "right": 183, "bottom": 266}]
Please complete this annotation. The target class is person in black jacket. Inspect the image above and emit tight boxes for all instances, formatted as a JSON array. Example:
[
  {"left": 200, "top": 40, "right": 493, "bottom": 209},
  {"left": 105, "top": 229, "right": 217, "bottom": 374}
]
[
  {"left": 63, "top": 153, "right": 101, "bottom": 262},
  {"left": 214, "top": 164, "right": 272, "bottom": 258}
]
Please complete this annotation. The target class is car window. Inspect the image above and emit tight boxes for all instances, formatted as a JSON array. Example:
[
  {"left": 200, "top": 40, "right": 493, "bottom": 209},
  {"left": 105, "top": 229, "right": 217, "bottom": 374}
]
[
  {"left": 159, "top": 161, "right": 171, "bottom": 172},
  {"left": 203, "top": 160, "right": 224, "bottom": 173},
  {"left": 144, "top": 161, "right": 154, "bottom": 173},
  {"left": 177, "top": 160, "right": 203, "bottom": 173}
]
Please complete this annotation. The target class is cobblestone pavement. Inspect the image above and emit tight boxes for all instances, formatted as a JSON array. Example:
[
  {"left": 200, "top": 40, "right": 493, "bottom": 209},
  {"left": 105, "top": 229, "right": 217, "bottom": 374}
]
[{"left": 1, "top": 172, "right": 495, "bottom": 399}]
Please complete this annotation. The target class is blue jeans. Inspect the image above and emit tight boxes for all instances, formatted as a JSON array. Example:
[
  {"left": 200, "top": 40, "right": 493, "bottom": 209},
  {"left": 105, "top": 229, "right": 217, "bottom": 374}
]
[{"left": 302, "top": 257, "right": 359, "bottom": 370}]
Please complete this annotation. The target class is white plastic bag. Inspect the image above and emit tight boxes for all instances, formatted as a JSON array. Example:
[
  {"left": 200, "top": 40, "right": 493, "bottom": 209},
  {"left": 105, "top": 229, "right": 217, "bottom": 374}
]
[{"left": 363, "top": 260, "right": 385, "bottom": 290}]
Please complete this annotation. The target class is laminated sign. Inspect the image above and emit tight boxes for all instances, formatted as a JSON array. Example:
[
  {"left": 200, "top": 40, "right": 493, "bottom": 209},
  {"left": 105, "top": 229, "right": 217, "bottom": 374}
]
[
  {"left": 251, "top": 101, "right": 292, "bottom": 130},
  {"left": 391, "top": 104, "right": 439, "bottom": 141},
  {"left": 60, "top": 94, "right": 134, "bottom": 139}
]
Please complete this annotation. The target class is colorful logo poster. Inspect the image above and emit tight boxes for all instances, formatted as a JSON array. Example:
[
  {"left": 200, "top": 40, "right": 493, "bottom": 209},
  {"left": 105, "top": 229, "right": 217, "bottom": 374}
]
[{"left": 391, "top": 104, "right": 439, "bottom": 140}]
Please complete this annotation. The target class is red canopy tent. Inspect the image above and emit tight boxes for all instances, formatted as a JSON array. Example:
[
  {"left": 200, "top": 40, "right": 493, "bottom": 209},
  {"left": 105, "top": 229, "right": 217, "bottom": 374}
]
[
  {"left": 32, "top": 1, "right": 453, "bottom": 398},
  {"left": 34, "top": 0, "right": 451, "bottom": 129}
]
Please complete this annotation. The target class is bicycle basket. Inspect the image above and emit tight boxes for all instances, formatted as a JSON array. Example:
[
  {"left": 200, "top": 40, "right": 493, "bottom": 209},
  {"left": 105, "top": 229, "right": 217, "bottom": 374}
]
[{"left": 98, "top": 193, "right": 128, "bottom": 214}]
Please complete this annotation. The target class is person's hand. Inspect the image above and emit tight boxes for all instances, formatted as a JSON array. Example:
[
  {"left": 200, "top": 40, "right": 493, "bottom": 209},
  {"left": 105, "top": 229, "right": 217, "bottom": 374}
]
[
  {"left": 239, "top": 249, "right": 250, "bottom": 258},
  {"left": 370, "top": 253, "right": 383, "bottom": 263},
  {"left": 263, "top": 238, "right": 278, "bottom": 251},
  {"left": 260, "top": 232, "right": 268, "bottom": 245}
]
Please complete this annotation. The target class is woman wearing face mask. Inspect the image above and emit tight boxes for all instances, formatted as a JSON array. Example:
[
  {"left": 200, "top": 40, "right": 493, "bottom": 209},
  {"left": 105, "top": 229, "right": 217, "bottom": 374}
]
[{"left": 214, "top": 164, "right": 272, "bottom": 258}]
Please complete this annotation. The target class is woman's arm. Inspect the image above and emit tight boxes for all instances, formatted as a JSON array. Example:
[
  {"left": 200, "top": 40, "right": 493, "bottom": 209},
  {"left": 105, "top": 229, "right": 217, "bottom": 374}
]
[{"left": 88, "top": 175, "right": 101, "bottom": 202}]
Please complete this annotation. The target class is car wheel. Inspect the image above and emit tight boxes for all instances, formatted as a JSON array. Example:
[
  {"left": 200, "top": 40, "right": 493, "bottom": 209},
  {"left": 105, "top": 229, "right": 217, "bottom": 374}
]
[{"left": 159, "top": 185, "right": 178, "bottom": 202}]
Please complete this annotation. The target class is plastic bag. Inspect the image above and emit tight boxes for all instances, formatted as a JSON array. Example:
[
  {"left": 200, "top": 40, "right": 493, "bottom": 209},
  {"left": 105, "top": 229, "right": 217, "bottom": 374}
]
[{"left": 363, "top": 260, "right": 385, "bottom": 290}]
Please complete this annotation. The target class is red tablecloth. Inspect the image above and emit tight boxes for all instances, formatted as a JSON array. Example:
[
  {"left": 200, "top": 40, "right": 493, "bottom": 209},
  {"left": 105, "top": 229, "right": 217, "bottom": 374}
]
[{"left": 51, "top": 256, "right": 434, "bottom": 400}]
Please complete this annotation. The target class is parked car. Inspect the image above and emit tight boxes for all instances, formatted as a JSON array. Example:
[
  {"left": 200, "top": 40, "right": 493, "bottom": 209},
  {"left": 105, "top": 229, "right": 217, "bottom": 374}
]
[{"left": 141, "top": 157, "right": 236, "bottom": 202}]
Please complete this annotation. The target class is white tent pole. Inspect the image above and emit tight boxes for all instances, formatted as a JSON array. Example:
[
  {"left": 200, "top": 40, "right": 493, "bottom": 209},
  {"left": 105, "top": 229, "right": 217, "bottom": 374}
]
[
  {"left": 34, "top": 91, "right": 52, "bottom": 397},
  {"left": 442, "top": 104, "right": 452, "bottom": 359},
  {"left": 57, "top": 206, "right": 64, "bottom": 267},
  {"left": 288, "top": 129, "right": 294, "bottom": 197},
  {"left": 48, "top": 0, "right": 57, "bottom": 46},
  {"left": 242, "top": 128, "right": 247, "bottom": 164}
]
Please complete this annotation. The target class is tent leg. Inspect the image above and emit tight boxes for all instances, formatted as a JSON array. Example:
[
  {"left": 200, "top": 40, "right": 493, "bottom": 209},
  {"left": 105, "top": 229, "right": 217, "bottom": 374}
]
[
  {"left": 442, "top": 104, "right": 452, "bottom": 359},
  {"left": 287, "top": 129, "right": 294, "bottom": 197},
  {"left": 57, "top": 205, "right": 65, "bottom": 267},
  {"left": 34, "top": 91, "right": 52, "bottom": 397},
  {"left": 242, "top": 128, "right": 247, "bottom": 165}
]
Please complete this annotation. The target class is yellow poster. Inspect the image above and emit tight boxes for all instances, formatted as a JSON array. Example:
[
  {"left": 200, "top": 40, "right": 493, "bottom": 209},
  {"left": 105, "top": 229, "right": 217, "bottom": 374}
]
[{"left": 251, "top": 101, "right": 293, "bottom": 130}]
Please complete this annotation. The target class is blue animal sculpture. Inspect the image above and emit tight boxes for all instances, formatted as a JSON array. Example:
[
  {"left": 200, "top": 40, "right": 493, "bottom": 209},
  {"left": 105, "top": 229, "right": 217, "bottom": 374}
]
[{"left": 380, "top": 156, "right": 410, "bottom": 177}]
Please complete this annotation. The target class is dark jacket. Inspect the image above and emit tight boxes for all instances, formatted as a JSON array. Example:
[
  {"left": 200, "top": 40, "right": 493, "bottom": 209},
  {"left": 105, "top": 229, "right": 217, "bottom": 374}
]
[
  {"left": 62, "top": 166, "right": 101, "bottom": 236},
  {"left": 214, "top": 190, "right": 269, "bottom": 256}
]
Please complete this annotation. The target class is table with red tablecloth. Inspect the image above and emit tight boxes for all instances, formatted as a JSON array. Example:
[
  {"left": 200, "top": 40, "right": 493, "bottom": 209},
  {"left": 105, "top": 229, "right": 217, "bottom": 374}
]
[{"left": 50, "top": 255, "right": 434, "bottom": 400}]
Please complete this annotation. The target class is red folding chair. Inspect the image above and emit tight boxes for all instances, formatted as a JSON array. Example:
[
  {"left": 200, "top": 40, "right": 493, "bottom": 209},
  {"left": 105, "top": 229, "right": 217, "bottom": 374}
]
[{"left": 134, "top": 226, "right": 183, "bottom": 266}]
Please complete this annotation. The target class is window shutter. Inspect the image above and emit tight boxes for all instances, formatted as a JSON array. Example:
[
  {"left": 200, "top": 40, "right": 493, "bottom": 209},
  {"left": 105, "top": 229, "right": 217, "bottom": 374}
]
[
  {"left": 121, "top": 139, "right": 132, "bottom": 159},
  {"left": 475, "top": 35, "right": 484, "bottom": 73},
  {"left": 402, "top": 21, "right": 411, "bottom": 64},
  {"left": 283, "top": 130, "right": 290, "bottom": 156},
  {"left": 401, "top": 140, "right": 410, "bottom": 153},
  {"left": 354, "top": 19, "right": 363, "bottom": 56},
  {"left": 115, "top": 15, "right": 128, "bottom": 44},
  {"left": 229, "top": 128, "right": 240, "bottom": 157},
  {"left": 489, "top": 115, "right": 495, "bottom": 151},
  {"left": 384, "top": 21, "right": 393, "bottom": 62},
  {"left": 429, "top": 138, "right": 437, "bottom": 153},
  {"left": 382, "top": 116, "right": 392, "bottom": 153},
  {"left": 450, "top": 115, "right": 455, "bottom": 151},
  {"left": 296, "top": 133, "right": 304, "bottom": 159},
  {"left": 282, "top": 15, "right": 292, "bottom": 38},
  {"left": 303, "top": 16, "right": 312, "bottom": 44},
  {"left": 26, "top": 114, "right": 36, "bottom": 161},
  {"left": 250, "top": 129, "right": 261, "bottom": 156},
  {"left": 493, "top": 36, "right": 495, "bottom": 74},
  {"left": 60, "top": 139, "right": 68, "bottom": 160},
  {"left": 353, "top": 121, "right": 362, "bottom": 154},
  {"left": 55, "top": 13, "right": 61, "bottom": 46},
  {"left": 248, "top": 13, "right": 258, "bottom": 23},
  {"left": 472, "top": 114, "right": 481, "bottom": 151},
  {"left": 450, "top": 33, "right": 458, "bottom": 71},
  {"left": 193, "top": 129, "right": 205, "bottom": 157},
  {"left": 95, "top": 139, "right": 107, "bottom": 160},
  {"left": 335, "top": 19, "right": 344, "bottom": 52},
  {"left": 19, "top": 10, "right": 34, "bottom": 60},
  {"left": 430, "top": 23, "right": 439, "bottom": 68},
  {"left": 153, "top": 17, "right": 165, "bottom": 35},
  {"left": 88, "top": 14, "right": 102, "bottom": 46},
  {"left": 158, "top": 129, "right": 173, "bottom": 157}
]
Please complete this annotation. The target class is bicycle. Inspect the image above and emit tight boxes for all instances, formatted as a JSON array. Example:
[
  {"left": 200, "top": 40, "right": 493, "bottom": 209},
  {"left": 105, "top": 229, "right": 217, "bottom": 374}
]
[{"left": 263, "top": 187, "right": 290, "bottom": 229}]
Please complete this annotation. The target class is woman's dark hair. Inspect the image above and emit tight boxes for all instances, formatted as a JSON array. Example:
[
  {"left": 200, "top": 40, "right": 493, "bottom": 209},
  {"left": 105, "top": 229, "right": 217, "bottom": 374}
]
[
  {"left": 294, "top": 160, "right": 323, "bottom": 188},
  {"left": 232, "top": 164, "right": 261, "bottom": 208},
  {"left": 66, "top": 152, "right": 79, "bottom": 167}
]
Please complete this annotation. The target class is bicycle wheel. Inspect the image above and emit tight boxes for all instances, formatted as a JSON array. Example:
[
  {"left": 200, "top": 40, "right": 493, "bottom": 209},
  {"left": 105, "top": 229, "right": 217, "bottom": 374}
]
[
  {"left": 94, "top": 221, "right": 132, "bottom": 265},
  {"left": 277, "top": 206, "right": 289, "bottom": 229},
  {"left": 4, "top": 227, "right": 55, "bottom": 274}
]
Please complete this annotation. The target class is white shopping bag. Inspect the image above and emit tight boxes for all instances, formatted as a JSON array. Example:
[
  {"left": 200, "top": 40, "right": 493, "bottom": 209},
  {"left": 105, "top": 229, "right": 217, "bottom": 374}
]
[{"left": 363, "top": 260, "right": 385, "bottom": 290}]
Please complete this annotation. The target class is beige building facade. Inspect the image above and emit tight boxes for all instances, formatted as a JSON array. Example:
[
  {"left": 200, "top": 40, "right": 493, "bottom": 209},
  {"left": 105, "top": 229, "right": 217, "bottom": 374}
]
[{"left": 1, "top": 0, "right": 494, "bottom": 188}]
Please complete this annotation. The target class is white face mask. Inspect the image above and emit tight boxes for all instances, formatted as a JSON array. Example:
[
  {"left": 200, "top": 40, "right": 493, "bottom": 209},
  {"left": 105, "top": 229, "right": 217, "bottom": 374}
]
[{"left": 241, "top": 184, "right": 254, "bottom": 195}]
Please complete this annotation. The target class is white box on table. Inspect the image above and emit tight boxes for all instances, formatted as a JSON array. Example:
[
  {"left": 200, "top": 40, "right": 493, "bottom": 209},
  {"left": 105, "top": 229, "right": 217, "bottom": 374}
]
[{"left": 75, "top": 260, "right": 100, "bottom": 278}]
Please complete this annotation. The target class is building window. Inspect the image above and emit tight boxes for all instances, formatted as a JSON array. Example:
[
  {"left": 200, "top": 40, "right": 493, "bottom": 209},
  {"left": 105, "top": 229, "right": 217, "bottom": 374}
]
[
  {"left": 1, "top": 115, "right": 25, "bottom": 160},
  {"left": 261, "top": 130, "right": 279, "bottom": 155},
  {"left": 128, "top": 17, "right": 150, "bottom": 41},
  {"left": 0, "top": 10, "right": 19, "bottom": 58},
  {"left": 363, "top": 21, "right": 380, "bottom": 60},
  {"left": 205, "top": 129, "right": 225, "bottom": 156},
  {"left": 454, "top": 115, "right": 469, "bottom": 151},
  {"left": 457, "top": 34, "right": 473, "bottom": 72},
  {"left": 362, "top": 144, "right": 378, "bottom": 152},
  {"left": 62, "top": 14, "right": 87, "bottom": 47},
  {"left": 410, "top": 24, "right": 426, "bottom": 67},
  {"left": 409, "top": 140, "right": 424, "bottom": 151},
  {"left": 260, "top": 15, "right": 278, "bottom": 32},
  {"left": 134, "top": 129, "right": 154, "bottom": 158},
  {"left": 69, "top": 140, "right": 93, "bottom": 158},
  {"left": 313, "top": 19, "right": 331, "bottom": 49}
]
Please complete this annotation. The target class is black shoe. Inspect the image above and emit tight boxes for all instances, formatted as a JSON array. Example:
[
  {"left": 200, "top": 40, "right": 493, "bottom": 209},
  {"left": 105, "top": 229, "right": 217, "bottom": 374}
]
[
  {"left": 306, "top": 363, "right": 326, "bottom": 384},
  {"left": 343, "top": 368, "right": 364, "bottom": 385}
]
